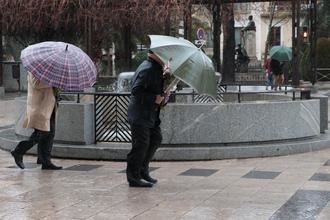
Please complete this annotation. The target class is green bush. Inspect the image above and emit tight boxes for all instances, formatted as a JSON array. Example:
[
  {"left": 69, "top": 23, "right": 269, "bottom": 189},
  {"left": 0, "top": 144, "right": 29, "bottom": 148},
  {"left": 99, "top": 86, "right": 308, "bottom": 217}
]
[
  {"left": 317, "top": 38, "right": 330, "bottom": 68},
  {"left": 132, "top": 50, "right": 148, "bottom": 69},
  {"left": 300, "top": 44, "right": 311, "bottom": 81}
]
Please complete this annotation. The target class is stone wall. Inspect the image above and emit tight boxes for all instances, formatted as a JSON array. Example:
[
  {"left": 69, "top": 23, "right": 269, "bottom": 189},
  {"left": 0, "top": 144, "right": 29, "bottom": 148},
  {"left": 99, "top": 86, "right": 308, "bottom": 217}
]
[
  {"left": 161, "top": 100, "right": 320, "bottom": 144},
  {"left": 3, "top": 63, "right": 28, "bottom": 92},
  {"left": 15, "top": 98, "right": 94, "bottom": 144},
  {"left": 15, "top": 97, "right": 322, "bottom": 146}
]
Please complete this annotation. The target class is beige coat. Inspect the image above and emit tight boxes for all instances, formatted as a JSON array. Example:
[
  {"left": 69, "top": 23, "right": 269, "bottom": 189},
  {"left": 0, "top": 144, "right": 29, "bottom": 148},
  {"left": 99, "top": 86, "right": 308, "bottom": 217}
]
[{"left": 23, "top": 72, "right": 56, "bottom": 131}]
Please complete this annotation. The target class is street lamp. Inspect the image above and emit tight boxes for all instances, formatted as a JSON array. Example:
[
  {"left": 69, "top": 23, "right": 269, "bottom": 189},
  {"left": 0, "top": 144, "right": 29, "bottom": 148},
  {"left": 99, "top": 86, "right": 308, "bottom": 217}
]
[{"left": 302, "top": 26, "right": 308, "bottom": 39}]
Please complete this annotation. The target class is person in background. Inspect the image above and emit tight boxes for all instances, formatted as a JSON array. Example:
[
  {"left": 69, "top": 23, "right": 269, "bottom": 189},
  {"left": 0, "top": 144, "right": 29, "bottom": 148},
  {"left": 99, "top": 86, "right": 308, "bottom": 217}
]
[
  {"left": 11, "top": 72, "right": 62, "bottom": 170},
  {"left": 264, "top": 55, "right": 273, "bottom": 90},
  {"left": 126, "top": 50, "right": 170, "bottom": 187},
  {"left": 270, "top": 59, "right": 284, "bottom": 90}
]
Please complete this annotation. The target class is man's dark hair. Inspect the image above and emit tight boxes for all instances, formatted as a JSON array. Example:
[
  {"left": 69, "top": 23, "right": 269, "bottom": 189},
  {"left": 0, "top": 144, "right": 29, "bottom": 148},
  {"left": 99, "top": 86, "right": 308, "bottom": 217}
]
[{"left": 148, "top": 50, "right": 154, "bottom": 54}]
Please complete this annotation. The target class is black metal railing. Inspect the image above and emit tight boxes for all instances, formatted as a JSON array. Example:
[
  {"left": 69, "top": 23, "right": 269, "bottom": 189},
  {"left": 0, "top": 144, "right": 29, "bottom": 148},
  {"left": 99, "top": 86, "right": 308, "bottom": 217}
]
[
  {"left": 94, "top": 93, "right": 131, "bottom": 143},
  {"left": 316, "top": 68, "right": 330, "bottom": 81}
]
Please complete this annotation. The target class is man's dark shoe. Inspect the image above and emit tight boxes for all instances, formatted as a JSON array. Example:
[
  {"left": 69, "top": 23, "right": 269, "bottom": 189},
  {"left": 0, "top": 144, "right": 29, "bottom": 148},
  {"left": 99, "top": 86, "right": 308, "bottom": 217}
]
[
  {"left": 41, "top": 163, "right": 62, "bottom": 170},
  {"left": 11, "top": 151, "right": 24, "bottom": 169},
  {"left": 36, "top": 158, "right": 42, "bottom": 165},
  {"left": 128, "top": 179, "right": 153, "bottom": 188},
  {"left": 141, "top": 173, "right": 157, "bottom": 184}
]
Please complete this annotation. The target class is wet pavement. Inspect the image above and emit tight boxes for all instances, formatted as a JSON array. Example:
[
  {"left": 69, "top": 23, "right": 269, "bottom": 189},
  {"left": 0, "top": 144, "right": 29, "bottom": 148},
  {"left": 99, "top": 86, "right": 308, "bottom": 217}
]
[
  {"left": 1, "top": 147, "right": 330, "bottom": 219},
  {"left": 0, "top": 90, "right": 330, "bottom": 219}
]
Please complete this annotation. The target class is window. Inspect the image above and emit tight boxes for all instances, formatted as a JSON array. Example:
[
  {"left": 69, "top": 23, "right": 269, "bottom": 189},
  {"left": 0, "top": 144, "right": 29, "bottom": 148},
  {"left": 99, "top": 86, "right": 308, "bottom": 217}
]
[{"left": 270, "top": 26, "right": 281, "bottom": 46}]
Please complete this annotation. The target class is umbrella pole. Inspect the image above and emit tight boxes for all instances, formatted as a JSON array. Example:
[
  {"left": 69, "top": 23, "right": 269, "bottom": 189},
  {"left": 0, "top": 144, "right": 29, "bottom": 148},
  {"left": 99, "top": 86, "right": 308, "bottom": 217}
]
[{"left": 165, "top": 78, "right": 180, "bottom": 93}]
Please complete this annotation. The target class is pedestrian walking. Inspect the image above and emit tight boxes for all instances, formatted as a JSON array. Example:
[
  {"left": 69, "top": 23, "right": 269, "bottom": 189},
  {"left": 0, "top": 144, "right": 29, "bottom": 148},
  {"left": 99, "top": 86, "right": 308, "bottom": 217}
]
[
  {"left": 11, "top": 72, "right": 62, "bottom": 170},
  {"left": 264, "top": 56, "right": 273, "bottom": 90},
  {"left": 270, "top": 59, "right": 284, "bottom": 90},
  {"left": 126, "top": 50, "right": 170, "bottom": 187}
]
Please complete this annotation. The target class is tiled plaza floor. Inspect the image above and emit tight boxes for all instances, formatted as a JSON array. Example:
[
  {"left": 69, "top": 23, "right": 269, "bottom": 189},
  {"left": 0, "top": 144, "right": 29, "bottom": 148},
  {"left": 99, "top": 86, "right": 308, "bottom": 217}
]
[
  {"left": 1, "top": 148, "right": 330, "bottom": 219},
  {"left": 2, "top": 90, "right": 330, "bottom": 219}
]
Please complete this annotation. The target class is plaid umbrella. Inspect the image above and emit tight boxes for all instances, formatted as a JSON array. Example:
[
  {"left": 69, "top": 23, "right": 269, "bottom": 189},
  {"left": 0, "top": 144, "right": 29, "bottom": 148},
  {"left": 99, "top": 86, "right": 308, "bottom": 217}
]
[{"left": 20, "top": 41, "right": 97, "bottom": 90}]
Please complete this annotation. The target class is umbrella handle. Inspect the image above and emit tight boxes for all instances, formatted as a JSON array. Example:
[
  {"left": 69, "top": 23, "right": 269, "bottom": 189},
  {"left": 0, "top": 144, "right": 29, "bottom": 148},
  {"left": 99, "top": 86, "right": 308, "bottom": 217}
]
[
  {"left": 164, "top": 78, "right": 180, "bottom": 94},
  {"left": 162, "top": 58, "right": 173, "bottom": 75}
]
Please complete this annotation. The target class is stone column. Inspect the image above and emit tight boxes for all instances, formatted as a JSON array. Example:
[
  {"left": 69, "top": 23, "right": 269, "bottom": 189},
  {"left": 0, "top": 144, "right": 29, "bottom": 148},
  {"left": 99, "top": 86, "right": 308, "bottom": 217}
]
[{"left": 243, "top": 30, "right": 257, "bottom": 60}]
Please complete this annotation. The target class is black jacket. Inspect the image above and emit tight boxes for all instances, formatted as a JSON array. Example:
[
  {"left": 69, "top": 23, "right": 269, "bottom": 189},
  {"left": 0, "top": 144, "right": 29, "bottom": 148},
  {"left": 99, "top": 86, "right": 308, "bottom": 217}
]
[
  {"left": 270, "top": 59, "right": 283, "bottom": 75},
  {"left": 127, "top": 58, "right": 164, "bottom": 128}
]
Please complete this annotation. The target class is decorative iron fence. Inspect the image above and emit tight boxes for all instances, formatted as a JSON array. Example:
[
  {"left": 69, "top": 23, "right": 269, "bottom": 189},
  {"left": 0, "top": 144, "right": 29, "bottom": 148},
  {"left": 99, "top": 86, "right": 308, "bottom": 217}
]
[
  {"left": 316, "top": 68, "right": 330, "bottom": 81},
  {"left": 193, "top": 84, "right": 224, "bottom": 103},
  {"left": 94, "top": 93, "right": 131, "bottom": 143}
]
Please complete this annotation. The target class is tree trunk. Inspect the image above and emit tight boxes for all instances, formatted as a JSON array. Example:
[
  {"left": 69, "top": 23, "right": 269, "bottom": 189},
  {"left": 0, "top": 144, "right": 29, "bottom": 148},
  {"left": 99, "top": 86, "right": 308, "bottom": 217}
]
[
  {"left": 292, "top": 0, "right": 301, "bottom": 87},
  {"left": 0, "top": 14, "right": 3, "bottom": 86},
  {"left": 84, "top": 16, "right": 93, "bottom": 59},
  {"left": 164, "top": 11, "right": 171, "bottom": 36},
  {"left": 184, "top": 2, "right": 192, "bottom": 41},
  {"left": 325, "top": 0, "right": 330, "bottom": 38},
  {"left": 212, "top": 0, "right": 221, "bottom": 73},
  {"left": 221, "top": 3, "right": 235, "bottom": 83},
  {"left": 263, "top": 2, "right": 276, "bottom": 65},
  {"left": 123, "top": 25, "right": 132, "bottom": 70}
]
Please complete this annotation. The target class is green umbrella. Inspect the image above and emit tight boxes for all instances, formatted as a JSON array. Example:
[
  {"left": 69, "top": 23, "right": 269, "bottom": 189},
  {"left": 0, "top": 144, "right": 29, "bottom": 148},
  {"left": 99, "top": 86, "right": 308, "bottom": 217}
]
[
  {"left": 269, "top": 45, "right": 292, "bottom": 62},
  {"left": 149, "top": 35, "right": 216, "bottom": 97}
]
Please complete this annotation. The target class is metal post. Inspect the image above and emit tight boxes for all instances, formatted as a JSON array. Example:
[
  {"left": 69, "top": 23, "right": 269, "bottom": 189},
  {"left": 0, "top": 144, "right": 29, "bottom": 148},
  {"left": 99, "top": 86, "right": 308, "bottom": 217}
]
[
  {"left": 94, "top": 94, "right": 97, "bottom": 144},
  {"left": 0, "top": 14, "right": 3, "bottom": 86},
  {"left": 292, "top": 0, "right": 302, "bottom": 87},
  {"left": 310, "top": 0, "right": 317, "bottom": 85},
  {"left": 293, "top": 91, "right": 296, "bottom": 100}
]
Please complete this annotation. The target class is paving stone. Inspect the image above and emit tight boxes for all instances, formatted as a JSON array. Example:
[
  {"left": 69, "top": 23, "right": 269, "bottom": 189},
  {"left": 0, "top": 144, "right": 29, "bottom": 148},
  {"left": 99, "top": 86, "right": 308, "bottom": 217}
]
[
  {"left": 118, "top": 166, "right": 159, "bottom": 173},
  {"left": 7, "top": 162, "right": 39, "bottom": 169},
  {"left": 270, "top": 190, "right": 330, "bottom": 220},
  {"left": 324, "top": 160, "right": 330, "bottom": 166},
  {"left": 309, "top": 173, "right": 330, "bottom": 182},
  {"left": 64, "top": 164, "right": 102, "bottom": 171},
  {"left": 179, "top": 168, "right": 218, "bottom": 177},
  {"left": 242, "top": 170, "right": 281, "bottom": 179}
]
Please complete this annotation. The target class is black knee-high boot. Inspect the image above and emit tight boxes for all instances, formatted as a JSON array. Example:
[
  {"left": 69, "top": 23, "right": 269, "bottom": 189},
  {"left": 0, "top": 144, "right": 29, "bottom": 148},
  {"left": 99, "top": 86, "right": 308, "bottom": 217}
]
[{"left": 11, "top": 130, "right": 39, "bottom": 169}]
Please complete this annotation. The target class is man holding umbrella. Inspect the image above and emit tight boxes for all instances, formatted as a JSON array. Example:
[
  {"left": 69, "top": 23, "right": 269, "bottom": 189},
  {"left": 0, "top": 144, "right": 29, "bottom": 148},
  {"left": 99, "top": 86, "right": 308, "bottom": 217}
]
[
  {"left": 126, "top": 35, "right": 217, "bottom": 187},
  {"left": 126, "top": 50, "right": 170, "bottom": 187}
]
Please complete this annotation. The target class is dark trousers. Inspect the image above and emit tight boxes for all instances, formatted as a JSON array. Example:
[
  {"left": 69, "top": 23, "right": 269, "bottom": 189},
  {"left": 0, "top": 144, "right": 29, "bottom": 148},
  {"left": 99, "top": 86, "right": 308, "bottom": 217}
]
[
  {"left": 126, "top": 125, "right": 162, "bottom": 181},
  {"left": 12, "top": 111, "right": 55, "bottom": 165}
]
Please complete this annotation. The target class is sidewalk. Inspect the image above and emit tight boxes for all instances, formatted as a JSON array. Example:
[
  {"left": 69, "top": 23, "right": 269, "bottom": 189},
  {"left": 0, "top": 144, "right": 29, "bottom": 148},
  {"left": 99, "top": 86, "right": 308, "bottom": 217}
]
[
  {"left": 0, "top": 91, "right": 24, "bottom": 127},
  {"left": 0, "top": 89, "right": 330, "bottom": 219},
  {"left": 1, "top": 137, "right": 330, "bottom": 219}
]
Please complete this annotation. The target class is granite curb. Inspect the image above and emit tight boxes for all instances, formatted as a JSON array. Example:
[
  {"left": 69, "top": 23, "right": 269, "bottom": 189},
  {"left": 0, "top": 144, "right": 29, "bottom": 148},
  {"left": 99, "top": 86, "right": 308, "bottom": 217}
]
[{"left": 1, "top": 126, "right": 330, "bottom": 161}]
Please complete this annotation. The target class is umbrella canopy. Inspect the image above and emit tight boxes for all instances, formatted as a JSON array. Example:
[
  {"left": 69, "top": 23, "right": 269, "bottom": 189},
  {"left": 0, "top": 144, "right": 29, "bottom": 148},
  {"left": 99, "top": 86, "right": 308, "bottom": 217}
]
[
  {"left": 20, "top": 41, "right": 97, "bottom": 90},
  {"left": 269, "top": 45, "right": 292, "bottom": 62},
  {"left": 149, "top": 35, "right": 216, "bottom": 97}
]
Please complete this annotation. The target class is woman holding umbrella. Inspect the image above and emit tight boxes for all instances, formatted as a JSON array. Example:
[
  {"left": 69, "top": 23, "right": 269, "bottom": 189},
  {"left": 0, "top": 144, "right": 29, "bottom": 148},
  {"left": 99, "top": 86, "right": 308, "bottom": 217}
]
[
  {"left": 11, "top": 41, "right": 97, "bottom": 170},
  {"left": 11, "top": 72, "right": 62, "bottom": 170},
  {"left": 270, "top": 58, "right": 284, "bottom": 90},
  {"left": 269, "top": 45, "right": 292, "bottom": 90}
]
